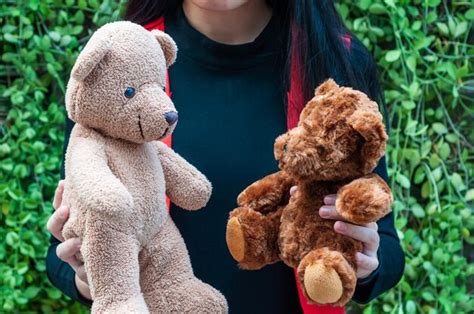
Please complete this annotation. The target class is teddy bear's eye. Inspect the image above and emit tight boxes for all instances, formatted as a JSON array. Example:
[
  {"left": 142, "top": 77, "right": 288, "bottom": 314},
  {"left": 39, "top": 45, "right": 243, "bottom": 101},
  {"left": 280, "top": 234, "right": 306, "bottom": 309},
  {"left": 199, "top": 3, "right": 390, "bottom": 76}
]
[{"left": 124, "top": 87, "right": 136, "bottom": 98}]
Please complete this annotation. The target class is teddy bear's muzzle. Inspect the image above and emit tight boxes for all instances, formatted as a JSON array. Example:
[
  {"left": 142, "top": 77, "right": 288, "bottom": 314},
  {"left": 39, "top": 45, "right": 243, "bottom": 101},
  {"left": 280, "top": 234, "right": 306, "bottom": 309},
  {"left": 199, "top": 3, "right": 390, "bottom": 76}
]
[{"left": 136, "top": 111, "right": 177, "bottom": 142}]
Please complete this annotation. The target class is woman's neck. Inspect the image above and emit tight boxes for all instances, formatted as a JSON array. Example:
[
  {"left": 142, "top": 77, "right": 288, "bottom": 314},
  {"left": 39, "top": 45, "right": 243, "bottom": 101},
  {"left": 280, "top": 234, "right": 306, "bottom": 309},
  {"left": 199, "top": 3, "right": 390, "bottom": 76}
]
[{"left": 182, "top": 0, "right": 272, "bottom": 45}]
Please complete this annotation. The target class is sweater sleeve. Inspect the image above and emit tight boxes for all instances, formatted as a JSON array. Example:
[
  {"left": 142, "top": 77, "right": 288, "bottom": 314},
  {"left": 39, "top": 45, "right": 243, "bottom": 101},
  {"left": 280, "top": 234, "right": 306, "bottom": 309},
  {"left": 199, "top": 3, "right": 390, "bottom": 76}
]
[
  {"left": 352, "top": 156, "right": 405, "bottom": 303},
  {"left": 45, "top": 117, "right": 92, "bottom": 307}
]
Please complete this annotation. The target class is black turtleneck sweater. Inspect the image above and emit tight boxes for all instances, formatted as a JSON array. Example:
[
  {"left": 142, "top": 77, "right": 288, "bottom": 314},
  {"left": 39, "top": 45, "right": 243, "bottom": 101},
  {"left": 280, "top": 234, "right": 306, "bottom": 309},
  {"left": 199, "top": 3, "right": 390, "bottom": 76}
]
[{"left": 47, "top": 6, "right": 404, "bottom": 313}]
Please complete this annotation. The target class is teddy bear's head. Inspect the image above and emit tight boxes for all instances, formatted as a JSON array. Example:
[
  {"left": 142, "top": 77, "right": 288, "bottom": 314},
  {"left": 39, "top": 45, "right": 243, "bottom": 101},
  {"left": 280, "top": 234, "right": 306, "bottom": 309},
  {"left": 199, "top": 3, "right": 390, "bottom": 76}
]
[
  {"left": 65, "top": 21, "right": 178, "bottom": 143},
  {"left": 275, "top": 79, "right": 387, "bottom": 181}
]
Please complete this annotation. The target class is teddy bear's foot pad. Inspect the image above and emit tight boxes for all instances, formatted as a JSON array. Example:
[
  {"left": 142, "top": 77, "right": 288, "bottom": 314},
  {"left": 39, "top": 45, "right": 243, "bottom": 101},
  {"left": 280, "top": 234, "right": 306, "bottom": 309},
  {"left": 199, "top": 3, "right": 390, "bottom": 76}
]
[
  {"left": 298, "top": 248, "right": 356, "bottom": 306},
  {"left": 226, "top": 217, "right": 245, "bottom": 262},
  {"left": 304, "top": 262, "right": 343, "bottom": 304}
]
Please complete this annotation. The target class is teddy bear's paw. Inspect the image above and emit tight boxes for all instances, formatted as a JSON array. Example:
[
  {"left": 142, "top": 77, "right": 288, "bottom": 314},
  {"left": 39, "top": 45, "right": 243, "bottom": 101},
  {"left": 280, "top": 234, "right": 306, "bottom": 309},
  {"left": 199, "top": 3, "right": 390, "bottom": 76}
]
[
  {"left": 226, "top": 217, "right": 246, "bottom": 262},
  {"left": 303, "top": 262, "right": 343, "bottom": 304},
  {"left": 336, "top": 174, "right": 393, "bottom": 225},
  {"left": 298, "top": 248, "right": 356, "bottom": 306}
]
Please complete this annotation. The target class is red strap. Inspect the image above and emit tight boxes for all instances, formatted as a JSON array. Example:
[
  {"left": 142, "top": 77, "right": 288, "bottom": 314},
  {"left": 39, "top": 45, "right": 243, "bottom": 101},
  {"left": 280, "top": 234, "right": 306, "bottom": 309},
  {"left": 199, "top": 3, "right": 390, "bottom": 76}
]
[
  {"left": 145, "top": 17, "right": 345, "bottom": 314},
  {"left": 144, "top": 18, "right": 172, "bottom": 148},
  {"left": 144, "top": 18, "right": 171, "bottom": 209}
]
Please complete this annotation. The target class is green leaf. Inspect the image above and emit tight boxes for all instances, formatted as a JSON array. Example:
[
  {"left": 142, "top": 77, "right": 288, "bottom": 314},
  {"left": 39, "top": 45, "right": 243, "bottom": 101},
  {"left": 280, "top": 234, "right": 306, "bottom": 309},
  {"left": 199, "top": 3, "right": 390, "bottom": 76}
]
[
  {"left": 23, "top": 287, "right": 40, "bottom": 299},
  {"left": 438, "top": 142, "right": 450, "bottom": 160},
  {"left": 427, "top": 0, "right": 441, "bottom": 6},
  {"left": 385, "top": 49, "right": 401, "bottom": 62},
  {"left": 454, "top": 22, "right": 468, "bottom": 38},
  {"left": 406, "top": 300, "right": 416, "bottom": 313},
  {"left": 4, "top": 33, "right": 19, "bottom": 44},
  {"left": 412, "top": 204, "right": 425, "bottom": 218},
  {"left": 451, "top": 173, "right": 466, "bottom": 191},
  {"left": 369, "top": 4, "right": 386, "bottom": 15},
  {"left": 414, "top": 167, "right": 425, "bottom": 184},
  {"left": 445, "top": 133, "right": 458, "bottom": 143},
  {"left": 432, "top": 123, "right": 448, "bottom": 135},
  {"left": 396, "top": 172, "right": 411, "bottom": 189},
  {"left": 436, "top": 22, "right": 449, "bottom": 36},
  {"left": 6, "top": 232, "right": 20, "bottom": 247},
  {"left": 402, "top": 100, "right": 416, "bottom": 110},
  {"left": 49, "top": 31, "right": 61, "bottom": 42},
  {"left": 466, "top": 9, "right": 474, "bottom": 20},
  {"left": 414, "top": 36, "right": 434, "bottom": 50},
  {"left": 465, "top": 189, "right": 474, "bottom": 201},
  {"left": 406, "top": 55, "right": 417, "bottom": 72},
  {"left": 358, "top": 0, "right": 371, "bottom": 10}
]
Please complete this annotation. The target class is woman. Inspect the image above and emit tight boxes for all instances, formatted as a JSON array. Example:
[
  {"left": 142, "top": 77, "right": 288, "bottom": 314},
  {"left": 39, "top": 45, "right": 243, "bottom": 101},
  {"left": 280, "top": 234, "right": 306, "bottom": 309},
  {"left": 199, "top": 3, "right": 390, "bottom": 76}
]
[{"left": 46, "top": 1, "right": 405, "bottom": 313}]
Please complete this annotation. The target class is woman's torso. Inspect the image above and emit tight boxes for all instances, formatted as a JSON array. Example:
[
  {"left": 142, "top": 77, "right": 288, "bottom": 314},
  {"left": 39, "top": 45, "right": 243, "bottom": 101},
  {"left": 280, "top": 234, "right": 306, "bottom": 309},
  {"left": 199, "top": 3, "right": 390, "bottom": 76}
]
[{"left": 165, "top": 6, "right": 301, "bottom": 314}]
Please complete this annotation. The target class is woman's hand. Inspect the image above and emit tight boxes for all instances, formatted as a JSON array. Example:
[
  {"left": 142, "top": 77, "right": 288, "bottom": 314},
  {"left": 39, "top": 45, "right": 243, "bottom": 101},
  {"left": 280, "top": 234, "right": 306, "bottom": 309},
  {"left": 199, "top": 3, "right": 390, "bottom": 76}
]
[
  {"left": 290, "top": 187, "right": 380, "bottom": 280},
  {"left": 47, "top": 180, "right": 92, "bottom": 300},
  {"left": 319, "top": 194, "right": 379, "bottom": 279}
]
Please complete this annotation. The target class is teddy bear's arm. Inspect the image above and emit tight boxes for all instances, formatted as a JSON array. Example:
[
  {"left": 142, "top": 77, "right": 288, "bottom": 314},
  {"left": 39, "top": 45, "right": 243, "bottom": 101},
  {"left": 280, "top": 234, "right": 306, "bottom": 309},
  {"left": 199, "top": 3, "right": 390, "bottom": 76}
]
[
  {"left": 237, "top": 171, "right": 293, "bottom": 212},
  {"left": 67, "top": 136, "right": 133, "bottom": 216},
  {"left": 155, "top": 141, "right": 212, "bottom": 210},
  {"left": 335, "top": 174, "right": 393, "bottom": 225}
]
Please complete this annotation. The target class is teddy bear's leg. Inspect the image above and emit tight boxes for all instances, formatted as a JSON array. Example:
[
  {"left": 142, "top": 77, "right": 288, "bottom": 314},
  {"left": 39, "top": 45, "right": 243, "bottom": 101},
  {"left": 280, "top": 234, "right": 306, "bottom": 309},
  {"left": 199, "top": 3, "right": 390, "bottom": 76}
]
[
  {"left": 336, "top": 174, "right": 393, "bottom": 225},
  {"left": 226, "top": 171, "right": 291, "bottom": 269},
  {"left": 226, "top": 206, "right": 282, "bottom": 270},
  {"left": 140, "top": 216, "right": 227, "bottom": 313},
  {"left": 297, "top": 248, "right": 356, "bottom": 306},
  {"left": 82, "top": 220, "right": 148, "bottom": 314}
]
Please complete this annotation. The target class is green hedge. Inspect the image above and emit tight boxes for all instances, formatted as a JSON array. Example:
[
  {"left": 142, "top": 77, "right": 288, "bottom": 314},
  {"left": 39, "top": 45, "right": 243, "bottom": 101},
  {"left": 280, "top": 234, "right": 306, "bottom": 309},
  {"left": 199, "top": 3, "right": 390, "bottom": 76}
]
[
  {"left": 0, "top": 0, "right": 472, "bottom": 313},
  {"left": 0, "top": 1, "right": 125, "bottom": 312}
]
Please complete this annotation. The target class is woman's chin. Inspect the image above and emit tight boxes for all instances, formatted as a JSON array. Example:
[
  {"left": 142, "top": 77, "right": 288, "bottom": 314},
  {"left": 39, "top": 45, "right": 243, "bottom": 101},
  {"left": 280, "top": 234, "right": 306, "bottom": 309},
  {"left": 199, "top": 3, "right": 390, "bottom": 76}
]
[{"left": 189, "top": 0, "right": 249, "bottom": 12}]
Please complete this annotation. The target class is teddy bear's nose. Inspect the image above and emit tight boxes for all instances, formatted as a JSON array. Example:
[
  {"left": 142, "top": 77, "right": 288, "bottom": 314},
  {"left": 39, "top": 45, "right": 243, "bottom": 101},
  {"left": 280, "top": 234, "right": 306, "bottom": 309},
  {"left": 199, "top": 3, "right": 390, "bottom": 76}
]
[{"left": 164, "top": 111, "right": 178, "bottom": 125}]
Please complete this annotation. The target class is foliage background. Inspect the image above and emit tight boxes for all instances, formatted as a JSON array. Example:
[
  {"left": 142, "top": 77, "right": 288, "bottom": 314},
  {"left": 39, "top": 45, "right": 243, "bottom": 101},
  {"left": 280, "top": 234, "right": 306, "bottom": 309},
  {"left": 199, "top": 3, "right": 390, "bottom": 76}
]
[{"left": 0, "top": 0, "right": 472, "bottom": 313}]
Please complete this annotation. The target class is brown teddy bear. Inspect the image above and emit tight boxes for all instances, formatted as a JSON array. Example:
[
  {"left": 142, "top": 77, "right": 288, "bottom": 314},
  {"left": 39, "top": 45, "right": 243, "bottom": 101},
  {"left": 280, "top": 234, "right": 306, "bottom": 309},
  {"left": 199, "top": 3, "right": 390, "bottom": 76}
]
[
  {"left": 225, "top": 79, "right": 393, "bottom": 306},
  {"left": 61, "top": 21, "right": 227, "bottom": 313}
]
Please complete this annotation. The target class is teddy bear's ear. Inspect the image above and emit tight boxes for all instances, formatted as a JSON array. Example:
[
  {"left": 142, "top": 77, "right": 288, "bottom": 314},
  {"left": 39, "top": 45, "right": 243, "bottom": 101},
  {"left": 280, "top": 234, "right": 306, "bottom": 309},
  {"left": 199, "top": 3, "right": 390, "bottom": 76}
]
[
  {"left": 151, "top": 30, "right": 177, "bottom": 68},
  {"left": 315, "top": 79, "right": 339, "bottom": 96},
  {"left": 71, "top": 32, "right": 112, "bottom": 81},
  {"left": 348, "top": 109, "right": 388, "bottom": 173}
]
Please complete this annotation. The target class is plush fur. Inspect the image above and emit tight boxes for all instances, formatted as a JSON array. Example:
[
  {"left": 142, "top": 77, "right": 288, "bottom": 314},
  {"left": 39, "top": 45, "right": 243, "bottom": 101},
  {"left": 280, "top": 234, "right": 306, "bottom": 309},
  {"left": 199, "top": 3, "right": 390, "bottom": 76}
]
[
  {"left": 226, "top": 79, "right": 393, "bottom": 306},
  {"left": 62, "top": 21, "right": 227, "bottom": 313}
]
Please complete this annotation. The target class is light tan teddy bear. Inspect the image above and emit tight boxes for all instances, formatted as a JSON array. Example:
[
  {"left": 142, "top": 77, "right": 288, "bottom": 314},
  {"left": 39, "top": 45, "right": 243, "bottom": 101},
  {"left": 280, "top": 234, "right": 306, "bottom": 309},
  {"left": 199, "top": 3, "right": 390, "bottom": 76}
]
[{"left": 61, "top": 21, "right": 227, "bottom": 313}]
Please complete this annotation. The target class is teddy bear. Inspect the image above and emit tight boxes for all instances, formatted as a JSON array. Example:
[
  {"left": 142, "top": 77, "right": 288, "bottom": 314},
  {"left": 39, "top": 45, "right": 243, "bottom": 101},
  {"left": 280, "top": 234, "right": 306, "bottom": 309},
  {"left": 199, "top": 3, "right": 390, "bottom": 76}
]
[
  {"left": 61, "top": 21, "right": 227, "bottom": 313},
  {"left": 225, "top": 79, "right": 393, "bottom": 306}
]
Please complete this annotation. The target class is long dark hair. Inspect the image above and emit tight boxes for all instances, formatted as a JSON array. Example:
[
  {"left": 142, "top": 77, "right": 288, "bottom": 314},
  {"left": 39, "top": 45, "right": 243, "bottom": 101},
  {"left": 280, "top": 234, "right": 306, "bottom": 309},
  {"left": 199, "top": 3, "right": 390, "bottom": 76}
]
[{"left": 125, "top": 0, "right": 385, "bottom": 116}]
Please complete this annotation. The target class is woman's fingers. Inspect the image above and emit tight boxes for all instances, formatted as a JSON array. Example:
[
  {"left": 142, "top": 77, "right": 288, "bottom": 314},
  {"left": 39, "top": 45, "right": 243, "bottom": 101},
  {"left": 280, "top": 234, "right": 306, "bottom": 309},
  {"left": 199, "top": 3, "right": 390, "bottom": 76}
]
[
  {"left": 334, "top": 221, "right": 379, "bottom": 256},
  {"left": 355, "top": 252, "right": 379, "bottom": 278},
  {"left": 56, "top": 238, "right": 82, "bottom": 269},
  {"left": 46, "top": 205, "right": 69, "bottom": 242},
  {"left": 319, "top": 205, "right": 344, "bottom": 221},
  {"left": 290, "top": 186, "right": 298, "bottom": 195},
  {"left": 50, "top": 182, "right": 88, "bottom": 287},
  {"left": 53, "top": 180, "right": 65, "bottom": 210},
  {"left": 323, "top": 194, "right": 337, "bottom": 205},
  {"left": 75, "top": 264, "right": 89, "bottom": 284}
]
